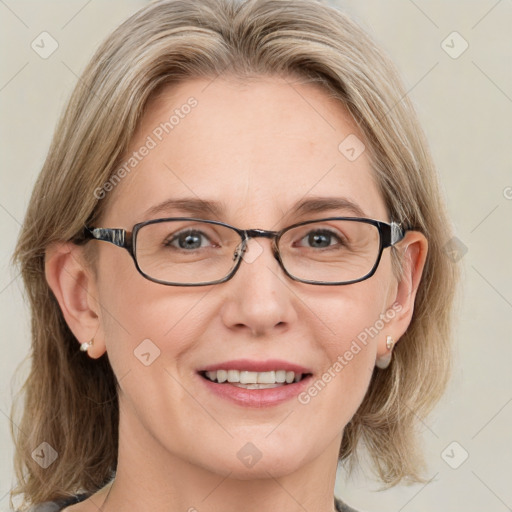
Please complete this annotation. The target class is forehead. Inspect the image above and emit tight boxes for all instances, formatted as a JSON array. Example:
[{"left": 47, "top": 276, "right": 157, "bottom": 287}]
[{"left": 102, "top": 76, "right": 387, "bottom": 227}]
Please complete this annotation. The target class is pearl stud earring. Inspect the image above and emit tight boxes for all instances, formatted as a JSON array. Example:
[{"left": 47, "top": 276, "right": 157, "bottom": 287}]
[
  {"left": 80, "top": 338, "right": 94, "bottom": 352},
  {"left": 375, "top": 335, "right": 394, "bottom": 370}
]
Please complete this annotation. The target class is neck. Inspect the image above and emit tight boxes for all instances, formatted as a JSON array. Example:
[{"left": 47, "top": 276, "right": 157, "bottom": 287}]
[{"left": 102, "top": 398, "right": 342, "bottom": 512}]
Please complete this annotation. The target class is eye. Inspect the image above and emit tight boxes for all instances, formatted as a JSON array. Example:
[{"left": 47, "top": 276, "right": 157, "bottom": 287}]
[
  {"left": 164, "top": 229, "right": 215, "bottom": 250},
  {"left": 296, "top": 229, "right": 344, "bottom": 249}
]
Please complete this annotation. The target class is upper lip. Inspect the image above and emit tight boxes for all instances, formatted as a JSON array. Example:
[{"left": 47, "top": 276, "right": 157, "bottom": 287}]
[{"left": 198, "top": 359, "right": 312, "bottom": 374}]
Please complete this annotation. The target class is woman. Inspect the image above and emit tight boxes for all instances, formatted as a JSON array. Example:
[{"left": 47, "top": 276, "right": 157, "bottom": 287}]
[{"left": 11, "top": 0, "right": 459, "bottom": 511}]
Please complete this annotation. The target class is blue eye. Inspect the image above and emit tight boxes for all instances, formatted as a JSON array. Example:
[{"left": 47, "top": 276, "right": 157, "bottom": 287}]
[
  {"left": 165, "top": 230, "right": 212, "bottom": 250},
  {"left": 298, "top": 229, "right": 344, "bottom": 249}
]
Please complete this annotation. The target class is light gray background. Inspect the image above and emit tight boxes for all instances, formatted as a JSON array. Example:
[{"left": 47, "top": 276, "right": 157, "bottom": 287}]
[{"left": 1, "top": 1, "right": 511, "bottom": 511}]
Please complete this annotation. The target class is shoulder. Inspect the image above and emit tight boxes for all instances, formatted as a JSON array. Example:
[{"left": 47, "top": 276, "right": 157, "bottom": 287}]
[
  {"left": 27, "top": 493, "right": 91, "bottom": 512},
  {"left": 335, "top": 495, "right": 363, "bottom": 512}
]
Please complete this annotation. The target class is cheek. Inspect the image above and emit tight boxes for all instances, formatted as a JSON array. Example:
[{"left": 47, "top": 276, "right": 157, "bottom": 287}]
[
  {"left": 307, "top": 274, "right": 391, "bottom": 409},
  {"left": 95, "top": 248, "right": 212, "bottom": 373},
  {"left": 312, "top": 260, "right": 391, "bottom": 350}
]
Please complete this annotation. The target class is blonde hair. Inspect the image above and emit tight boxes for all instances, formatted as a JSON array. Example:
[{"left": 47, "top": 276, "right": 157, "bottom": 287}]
[{"left": 11, "top": 0, "right": 459, "bottom": 508}]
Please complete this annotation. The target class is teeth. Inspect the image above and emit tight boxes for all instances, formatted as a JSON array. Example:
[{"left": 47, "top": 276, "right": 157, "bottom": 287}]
[
  {"left": 216, "top": 369, "right": 227, "bottom": 383},
  {"left": 275, "top": 370, "right": 286, "bottom": 383},
  {"left": 203, "top": 369, "right": 306, "bottom": 384},
  {"left": 230, "top": 383, "right": 283, "bottom": 389}
]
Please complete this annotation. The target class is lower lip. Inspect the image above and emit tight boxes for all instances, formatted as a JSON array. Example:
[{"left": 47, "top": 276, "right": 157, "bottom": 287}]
[{"left": 198, "top": 373, "right": 313, "bottom": 408}]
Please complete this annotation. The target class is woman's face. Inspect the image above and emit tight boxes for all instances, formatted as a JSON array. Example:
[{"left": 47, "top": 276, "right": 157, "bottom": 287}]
[{"left": 90, "top": 76, "right": 407, "bottom": 478}]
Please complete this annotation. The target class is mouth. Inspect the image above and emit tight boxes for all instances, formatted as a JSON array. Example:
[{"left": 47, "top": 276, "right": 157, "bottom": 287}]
[{"left": 198, "top": 369, "right": 313, "bottom": 389}]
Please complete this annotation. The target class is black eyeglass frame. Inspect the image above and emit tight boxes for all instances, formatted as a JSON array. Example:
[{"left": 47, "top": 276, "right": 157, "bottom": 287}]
[{"left": 81, "top": 217, "right": 407, "bottom": 286}]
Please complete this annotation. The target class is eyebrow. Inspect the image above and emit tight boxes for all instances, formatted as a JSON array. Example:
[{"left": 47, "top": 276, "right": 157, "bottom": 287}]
[{"left": 141, "top": 196, "right": 368, "bottom": 221}]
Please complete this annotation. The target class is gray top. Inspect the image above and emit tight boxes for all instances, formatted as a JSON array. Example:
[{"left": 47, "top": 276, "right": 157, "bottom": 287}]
[
  {"left": 28, "top": 493, "right": 360, "bottom": 511},
  {"left": 335, "top": 496, "right": 360, "bottom": 512}
]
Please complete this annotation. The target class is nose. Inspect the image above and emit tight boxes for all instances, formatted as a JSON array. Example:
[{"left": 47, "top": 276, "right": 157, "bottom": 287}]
[{"left": 219, "top": 237, "right": 298, "bottom": 337}]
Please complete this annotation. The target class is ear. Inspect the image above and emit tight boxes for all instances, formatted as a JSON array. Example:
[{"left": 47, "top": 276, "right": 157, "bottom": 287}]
[
  {"left": 45, "top": 242, "right": 106, "bottom": 359},
  {"left": 376, "top": 230, "right": 428, "bottom": 363}
]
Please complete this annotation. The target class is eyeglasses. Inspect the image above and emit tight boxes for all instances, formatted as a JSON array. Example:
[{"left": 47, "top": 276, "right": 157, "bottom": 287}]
[{"left": 82, "top": 217, "right": 406, "bottom": 286}]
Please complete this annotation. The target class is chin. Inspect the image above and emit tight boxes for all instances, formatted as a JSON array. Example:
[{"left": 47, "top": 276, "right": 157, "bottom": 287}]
[
  {"left": 218, "top": 457, "right": 304, "bottom": 481},
  {"left": 203, "top": 441, "right": 308, "bottom": 479}
]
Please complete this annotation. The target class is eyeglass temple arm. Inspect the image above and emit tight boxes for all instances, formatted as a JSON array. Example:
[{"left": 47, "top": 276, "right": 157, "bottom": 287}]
[
  {"left": 382, "top": 222, "right": 406, "bottom": 247},
  {"left": 84, "top": 227, "right": 128, "bottom": 248}
]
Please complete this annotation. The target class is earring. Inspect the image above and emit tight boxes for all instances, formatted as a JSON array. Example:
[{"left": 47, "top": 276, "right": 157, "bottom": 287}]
[
  {"left": 80, "top": 338, "right": 94, "bottom": 352},
  {"left": 375, "top": 335, "right": 394, "bottom": 370}
]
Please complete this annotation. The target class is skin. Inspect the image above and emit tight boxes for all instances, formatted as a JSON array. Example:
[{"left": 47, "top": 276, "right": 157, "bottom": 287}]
[{"left": 46, "top": 75, "right": 427, "bottom": 512}]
